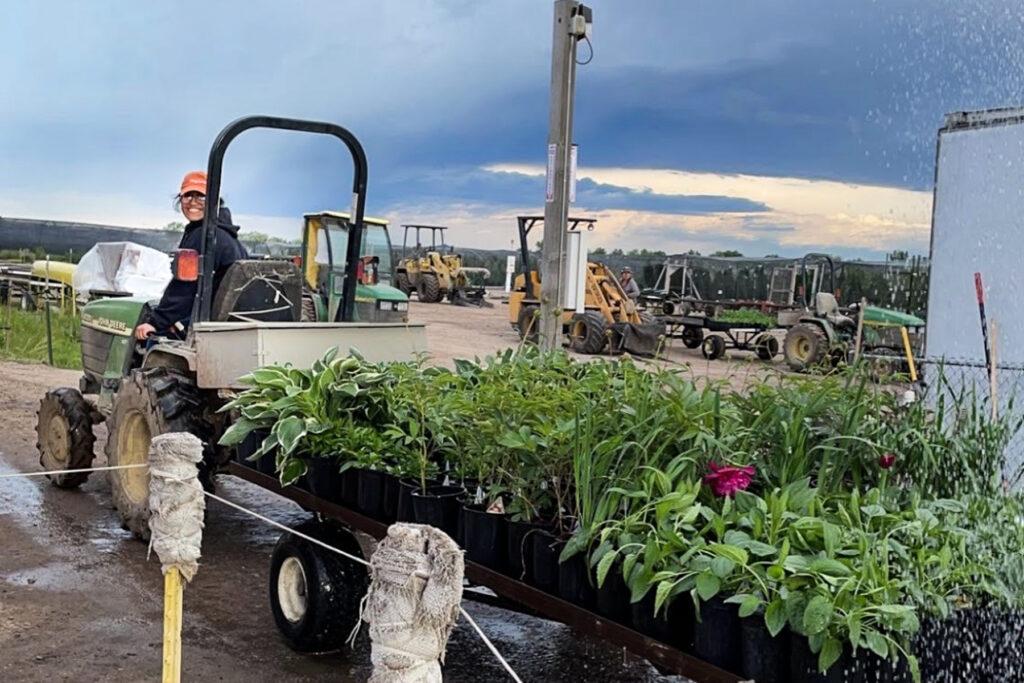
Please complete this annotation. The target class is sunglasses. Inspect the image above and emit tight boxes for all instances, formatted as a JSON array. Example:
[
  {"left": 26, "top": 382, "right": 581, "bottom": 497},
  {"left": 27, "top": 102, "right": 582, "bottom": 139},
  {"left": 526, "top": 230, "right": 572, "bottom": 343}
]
[{"left": 180, "top": 192, "right": 206, "bottom": 204}]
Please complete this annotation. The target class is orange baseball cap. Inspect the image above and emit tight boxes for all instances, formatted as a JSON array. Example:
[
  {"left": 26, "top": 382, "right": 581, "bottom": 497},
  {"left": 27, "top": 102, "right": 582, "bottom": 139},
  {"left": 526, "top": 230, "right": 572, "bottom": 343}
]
[{"left": 179, "top": 170, "right": 207, "bottom": 196}]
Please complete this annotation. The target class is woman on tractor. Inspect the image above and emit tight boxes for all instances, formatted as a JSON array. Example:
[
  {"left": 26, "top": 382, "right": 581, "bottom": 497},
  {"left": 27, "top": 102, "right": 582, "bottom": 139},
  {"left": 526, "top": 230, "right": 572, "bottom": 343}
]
[{"left": 133, "top": 171, "right": 248, "bottom": 341}]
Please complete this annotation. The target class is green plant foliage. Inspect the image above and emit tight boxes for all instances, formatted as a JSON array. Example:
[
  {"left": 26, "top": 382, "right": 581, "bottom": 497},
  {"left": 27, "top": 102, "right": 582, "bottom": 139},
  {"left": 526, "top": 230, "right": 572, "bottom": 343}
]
[{"left": 219, "top": 347, "right": 1023, "bottom": 682}]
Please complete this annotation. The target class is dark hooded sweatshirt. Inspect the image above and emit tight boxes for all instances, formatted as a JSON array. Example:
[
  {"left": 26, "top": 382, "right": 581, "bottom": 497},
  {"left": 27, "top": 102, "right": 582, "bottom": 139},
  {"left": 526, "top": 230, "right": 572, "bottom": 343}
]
[{"left": 147, "top": 205, "right": 249, "bottom": 333}]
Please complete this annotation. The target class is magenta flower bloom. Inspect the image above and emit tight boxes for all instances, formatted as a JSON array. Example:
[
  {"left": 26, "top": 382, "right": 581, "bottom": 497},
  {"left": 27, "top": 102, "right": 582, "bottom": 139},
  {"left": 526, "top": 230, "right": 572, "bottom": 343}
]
[
  {"left": 879, "top": 453, "right": 896, "bottom": 469},
  {"left": 704, "top": 462, "right": 755, "bottom": 497}
]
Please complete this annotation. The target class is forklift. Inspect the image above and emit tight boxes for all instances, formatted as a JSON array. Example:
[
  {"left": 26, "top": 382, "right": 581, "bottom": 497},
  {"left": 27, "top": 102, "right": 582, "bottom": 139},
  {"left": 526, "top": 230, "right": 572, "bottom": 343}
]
[
  {"left": 507, "top": 215, "right": 663, "bottom": 355},
  {"left": 394, "top": 224, "right": 490, "bottom": 306}
]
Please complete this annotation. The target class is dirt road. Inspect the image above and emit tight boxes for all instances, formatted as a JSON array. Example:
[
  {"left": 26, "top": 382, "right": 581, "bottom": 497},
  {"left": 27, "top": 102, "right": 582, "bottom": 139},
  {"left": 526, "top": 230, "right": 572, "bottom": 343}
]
[{"left": 0, "top": 302, "right": 776, "bottom": 681}]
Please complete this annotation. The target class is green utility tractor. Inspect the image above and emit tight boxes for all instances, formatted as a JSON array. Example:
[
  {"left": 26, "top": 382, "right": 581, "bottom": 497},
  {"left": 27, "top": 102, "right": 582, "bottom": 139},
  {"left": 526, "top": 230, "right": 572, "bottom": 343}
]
[
  {"left": 299, "top": 211, "right": 409, "bottom": 323},
  {"left": 781, "top": 254, "right": 924, "bottom": 373},
  {"left": 35, "top": 116, "right": 427, "bottom": 540}
]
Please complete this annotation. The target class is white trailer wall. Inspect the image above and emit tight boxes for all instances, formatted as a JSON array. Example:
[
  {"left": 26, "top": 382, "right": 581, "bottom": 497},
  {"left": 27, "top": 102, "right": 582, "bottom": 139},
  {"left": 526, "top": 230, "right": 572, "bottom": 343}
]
[{"left": 927, "top": 109, "right": 1024, "bottom": 364}]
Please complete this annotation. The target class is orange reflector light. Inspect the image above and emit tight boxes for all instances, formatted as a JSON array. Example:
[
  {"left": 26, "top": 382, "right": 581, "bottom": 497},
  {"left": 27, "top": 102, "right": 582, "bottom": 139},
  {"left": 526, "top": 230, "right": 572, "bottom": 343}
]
[{"left": 174, "top": 249, "right": 200, "bottom": 282}]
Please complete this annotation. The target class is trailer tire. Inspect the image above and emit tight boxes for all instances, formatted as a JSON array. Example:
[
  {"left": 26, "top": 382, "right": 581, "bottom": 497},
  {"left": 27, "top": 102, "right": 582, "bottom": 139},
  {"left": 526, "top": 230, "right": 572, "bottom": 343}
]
[
  {"left": 105, "top": 368, "right": 203, "bottom": 540},
  {"left": 36, "top": 388, "right": 97, "bottom": 489},
  {"left": 755, "top": 334, "right": 779, "bottom": 361},
  {"left": 569, "top": 311, "right": 608, "bottom": 354},
  {"left": 681, "top": 326, "right": 703, "bottom": 349},
  {"left": 269, "top": 521, "right": 368, "bottom": 654},
  {"left": 783, "top": 323, "right": 828, "bottom": 372},
  {"left": 418, "top": 273, "right": 442, "bottom": 303},
  {"left": 701, "top": 335, "right": 726, "bottom": 360}
]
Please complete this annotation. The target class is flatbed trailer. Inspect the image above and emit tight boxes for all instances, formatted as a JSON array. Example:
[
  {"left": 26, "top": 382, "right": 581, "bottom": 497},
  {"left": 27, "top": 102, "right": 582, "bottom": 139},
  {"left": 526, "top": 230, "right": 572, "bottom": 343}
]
[
  {"left": 227, "top": 461, "right": 741, "bottom": 683},
  {"left": 660, "top": 314, "right": 779, "bottom": 361}
]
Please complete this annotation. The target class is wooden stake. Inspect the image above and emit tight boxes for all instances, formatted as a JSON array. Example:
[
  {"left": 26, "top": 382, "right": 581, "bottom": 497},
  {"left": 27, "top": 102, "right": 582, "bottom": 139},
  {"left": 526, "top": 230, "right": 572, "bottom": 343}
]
[
  {"left": 162, "top": 567, "right": 183, "bottom": 683},
  {"left": 899, "top": 325, "right": 918, "bottom": 383},
  {"left": 852, "top": 297, "right": 867, "bottom": 363},
  {"left": 990, "top": 318, "right": 999, "bottom": 421}
]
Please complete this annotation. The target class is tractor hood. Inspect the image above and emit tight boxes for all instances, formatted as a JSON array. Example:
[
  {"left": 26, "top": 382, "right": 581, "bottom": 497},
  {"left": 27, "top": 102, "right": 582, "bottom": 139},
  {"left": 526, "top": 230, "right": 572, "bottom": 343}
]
[
  {"left": 862, "top": 305, "right": 925, "bottom": 328},
  {"left": 355, "top": 282, "right": 407, "bottom": 302},
  {"left": 81, "top": 296, "right": 150, "bottom": 336}
]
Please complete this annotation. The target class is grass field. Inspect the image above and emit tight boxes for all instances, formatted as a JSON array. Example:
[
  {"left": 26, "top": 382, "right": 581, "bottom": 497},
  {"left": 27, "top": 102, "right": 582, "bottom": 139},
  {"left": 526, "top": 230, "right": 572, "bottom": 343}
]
[{"left": 0, "top": 306, "right": 82, "bottom": 369}]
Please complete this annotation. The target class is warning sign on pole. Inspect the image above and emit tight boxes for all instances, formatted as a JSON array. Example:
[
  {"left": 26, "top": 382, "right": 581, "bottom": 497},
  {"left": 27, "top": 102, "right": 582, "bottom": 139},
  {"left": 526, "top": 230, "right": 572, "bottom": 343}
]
[
  {"left": 569, "top": 144, "right": 578, "bottom": 204},
  {"left": 545, "top": 143, "right": 556, "bottom": 203}
]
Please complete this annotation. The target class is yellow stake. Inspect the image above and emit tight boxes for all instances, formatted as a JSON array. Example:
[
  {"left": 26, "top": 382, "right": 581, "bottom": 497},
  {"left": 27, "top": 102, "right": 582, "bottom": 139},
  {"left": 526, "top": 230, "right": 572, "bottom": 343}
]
[
  {"left": 162, "top": 567, "right": 183, "bottom": 683},
  {"left": 899, "top": 325, "right": 918, "bottom": 383}
]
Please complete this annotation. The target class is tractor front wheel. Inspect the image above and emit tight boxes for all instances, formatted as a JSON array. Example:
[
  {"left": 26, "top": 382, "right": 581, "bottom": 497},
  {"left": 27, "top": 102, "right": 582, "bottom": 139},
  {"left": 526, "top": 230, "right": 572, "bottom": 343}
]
[
  {"left": 105, "top": 369, "right": 202, "bottom": 540},
  {"left": 569, "top": 311, "right": 608, "bottom": 355},
  {"left": 36, "top": 388, "right": 98, "bottom": 489},
  {"left": 417, "top": 273, "right": 442, "bottom": 303},
  {"left": 681, "top": 326, "right": 703, "bottom": 349},
  {"left": 783, "top": 323, "right": 828, "bottom": 372}
]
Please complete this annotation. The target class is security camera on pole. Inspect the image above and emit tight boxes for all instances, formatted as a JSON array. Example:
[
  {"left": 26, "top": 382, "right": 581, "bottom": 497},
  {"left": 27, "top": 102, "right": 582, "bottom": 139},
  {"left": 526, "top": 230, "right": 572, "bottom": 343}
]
[{"left": 539, "top": 1, "right": 592, "bottom": 350}]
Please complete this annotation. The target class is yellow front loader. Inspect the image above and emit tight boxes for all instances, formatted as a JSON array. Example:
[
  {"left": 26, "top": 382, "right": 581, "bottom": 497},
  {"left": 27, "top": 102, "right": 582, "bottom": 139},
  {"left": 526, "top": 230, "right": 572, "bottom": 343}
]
[{"left": 394, "top": 224, "right": 490, "bottom": 306}]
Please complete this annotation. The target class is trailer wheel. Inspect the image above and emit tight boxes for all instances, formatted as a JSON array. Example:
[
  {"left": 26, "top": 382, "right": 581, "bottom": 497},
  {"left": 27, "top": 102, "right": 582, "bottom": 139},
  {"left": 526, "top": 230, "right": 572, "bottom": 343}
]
[
  {"left": 105, "top": 368, "right": 203, "bottom": 540},
  {"left": 783, "top": 323, "right": 828, "bottom": 372},
  {"left": 701, "top": 335, "right": 726, "bottom": 360},
  {"left": 36, "top": 388, "right": 98, "bottom": 489},
  {"left": 418, "top": 273, "right": 442, "bottom": 303},
  {"left": 269, "top": 521, "right": 369, "bottom": 654},
  {"left": 755, "top": 334, "right": 779, "bottom": 361},
  {"left": 681, "top": 326, "right": 703, "bottom": 349},
  {"left": 569, "top": 311, "right": 609, "bottom": 354}
]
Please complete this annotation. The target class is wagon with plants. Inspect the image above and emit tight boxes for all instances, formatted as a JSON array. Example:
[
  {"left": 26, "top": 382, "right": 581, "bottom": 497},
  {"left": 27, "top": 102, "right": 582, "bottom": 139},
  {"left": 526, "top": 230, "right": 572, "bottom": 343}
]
[
  {"left": 661, "top": 308, "right": 780, "bottom": 362},
  {"left": 219, "top": 343, "right": 1024, "bottom": 681}
]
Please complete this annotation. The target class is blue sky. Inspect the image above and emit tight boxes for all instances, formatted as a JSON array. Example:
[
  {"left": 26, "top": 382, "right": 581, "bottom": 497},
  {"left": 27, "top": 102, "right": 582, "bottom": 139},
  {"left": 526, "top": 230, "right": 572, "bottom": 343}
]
[{"left": 2, "top": 1, "right": 1023, "bottom": 257}]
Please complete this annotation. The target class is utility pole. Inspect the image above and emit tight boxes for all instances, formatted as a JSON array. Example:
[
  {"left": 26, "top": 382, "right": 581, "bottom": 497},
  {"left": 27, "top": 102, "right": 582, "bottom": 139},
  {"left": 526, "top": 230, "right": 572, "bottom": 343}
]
[{"left": 539, "top": 0, "right": 591, "bottom": 350}]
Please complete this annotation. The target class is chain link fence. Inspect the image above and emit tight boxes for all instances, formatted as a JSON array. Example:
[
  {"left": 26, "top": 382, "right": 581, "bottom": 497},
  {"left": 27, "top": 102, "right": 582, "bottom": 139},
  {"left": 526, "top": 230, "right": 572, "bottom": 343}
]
[{"left": 918, "top": 357, "right": 1024, "bottom": 488}]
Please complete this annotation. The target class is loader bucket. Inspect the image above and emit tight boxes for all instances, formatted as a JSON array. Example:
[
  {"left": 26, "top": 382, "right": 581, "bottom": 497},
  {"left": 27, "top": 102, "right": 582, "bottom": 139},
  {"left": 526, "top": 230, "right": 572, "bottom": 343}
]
[{"left": 609, "top": 321, "right": 664, "bottom": 357}]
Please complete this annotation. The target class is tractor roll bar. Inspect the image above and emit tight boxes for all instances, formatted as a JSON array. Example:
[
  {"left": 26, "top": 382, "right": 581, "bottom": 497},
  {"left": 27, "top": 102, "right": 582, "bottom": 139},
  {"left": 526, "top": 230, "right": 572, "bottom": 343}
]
[
  {"left": 193, "top": 115, "right": 368, "bottom": 324},
  {"left": 515, "top": 215, "right": 596, "bottom": 300}
]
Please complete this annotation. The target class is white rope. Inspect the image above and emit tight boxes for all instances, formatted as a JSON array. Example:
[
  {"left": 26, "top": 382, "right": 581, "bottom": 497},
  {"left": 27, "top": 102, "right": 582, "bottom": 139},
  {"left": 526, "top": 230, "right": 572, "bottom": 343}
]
[
  {"left": 0, "top": 463, "right": 147, "bottom": 479},
  {"left": 1, "top": 465, "right": 523, "bottom": 682},
  {"left": 458, "top": 606, "right": 524, "bottom": 683}
]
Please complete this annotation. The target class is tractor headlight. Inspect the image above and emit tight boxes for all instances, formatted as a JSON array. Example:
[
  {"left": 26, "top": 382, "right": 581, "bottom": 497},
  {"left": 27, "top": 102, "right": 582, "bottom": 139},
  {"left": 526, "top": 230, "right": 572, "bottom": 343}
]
[{"left": 394, "top": 301, "right": 409, "bottom": 312}]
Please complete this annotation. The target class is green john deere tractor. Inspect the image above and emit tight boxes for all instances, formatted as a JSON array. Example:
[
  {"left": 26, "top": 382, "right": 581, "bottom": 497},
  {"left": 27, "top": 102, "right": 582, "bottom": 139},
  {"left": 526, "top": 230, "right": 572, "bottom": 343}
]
[
  {"left": 35, "top": 116, "right": 426, "bottom": 539},
  {"left": 781, "top": 254, "right": 924, "bottom": 373}
]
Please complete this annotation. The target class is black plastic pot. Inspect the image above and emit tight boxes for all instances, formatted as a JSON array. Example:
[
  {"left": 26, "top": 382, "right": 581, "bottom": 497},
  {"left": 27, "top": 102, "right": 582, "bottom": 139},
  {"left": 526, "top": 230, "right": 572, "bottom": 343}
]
[
  {"left": 340, "top": 467, "right": 360, "bottom": 508},
  {"left": 460, "top": 504, "right": 508, "bottom": 570},
  {"left": 305, "top": 458, "right": 345, "bottom": 503},
  {"left": 630, "top": 590, "right": 693, "bottom": 652},
  {"left": 693, "top": 597, "right": 742, "bottom": 675},
  {"left": 740, "top": 617, "right": 789, "bottom": 683},
  {"left": 789, "top": 637, "right": 861, "bottom": 683},
  {"left": 531, "top": 531, "right": 565, "bottom": 595},
  {"left": 236, "top": 430, "right": 264, "bottom": 469},
  {"left": 380, "top": 472, "right": 400, "bottom": 523},
  {"left": 356, "top": 469, "right": 388, "bottom": 520},
  {"left": 397, "top": 478, "right": 440, "bottom": 523},
  {"left": 558, "top": 551, "right": 596, "bottom": 609},
  {"left": 595, "top": 561, "right": 631, "bottom": 625},
  {"left": 410, "top": 485, "right": 464, "bottom": 538},
  {"left": 505, "top": 519, "right": 550, "bottom": 582}
]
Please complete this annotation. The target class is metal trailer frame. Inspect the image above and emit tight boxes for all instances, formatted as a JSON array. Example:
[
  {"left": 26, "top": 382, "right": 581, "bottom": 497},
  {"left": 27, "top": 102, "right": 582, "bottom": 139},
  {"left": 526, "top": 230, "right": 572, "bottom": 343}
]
[
  {"left": 661, "top": 314, "right": 776, "bottom": 361},
  {"left": 227, "top": 462, "right": 741, "bottom": 683}
]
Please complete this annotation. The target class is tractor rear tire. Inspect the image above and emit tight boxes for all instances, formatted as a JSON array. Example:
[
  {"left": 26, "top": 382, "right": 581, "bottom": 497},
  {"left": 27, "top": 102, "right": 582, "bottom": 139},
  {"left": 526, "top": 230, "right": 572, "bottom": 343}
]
[
  {"left": 783, "top": 323, "right": 828, "bottom": 372},
  {"left": 681, "top": 326, "right": 703, "bottom": 349},
  {"left": 269, "top": 521, "right": 369, "bottom": 654},
  {"left": 569, "top": 311, "right": 608, "bottom": 355},
  {"left": 36, "top": 388, "right": 98, "bottom": 489},
  {"left": 395, "top": 271, "right": 412, "bottom": 296},
  {"left": 516, "top": 305, "right": 539, "bottom": 344},
  {"left": 418, "top": 273, "right": 442, "bottom": 303},
  {"left": 105, "top": 368, "right": 202, "bottom": 540},
  {"left": 301, "top": 294, "right": 317, "bottom": 322}
]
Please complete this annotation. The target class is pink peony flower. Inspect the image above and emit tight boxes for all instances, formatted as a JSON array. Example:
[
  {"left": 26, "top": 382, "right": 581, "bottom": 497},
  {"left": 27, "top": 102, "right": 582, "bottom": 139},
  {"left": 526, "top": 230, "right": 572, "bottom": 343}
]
[
  {"left": 704, "top": 462, "right": 755, "bottom": 497},
  {"left": 879, "top": 453, "right": 896, "bottom": 469}
]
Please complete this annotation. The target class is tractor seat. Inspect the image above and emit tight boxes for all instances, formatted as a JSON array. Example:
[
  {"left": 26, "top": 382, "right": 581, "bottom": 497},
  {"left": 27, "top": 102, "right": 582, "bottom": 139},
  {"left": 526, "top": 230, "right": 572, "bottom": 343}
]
[
  {"left": 210, "top": 260, "right": 302, "bottom": 323},
  {"left": 814, "top": 292, "right": 840, "bottom": 317}
]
